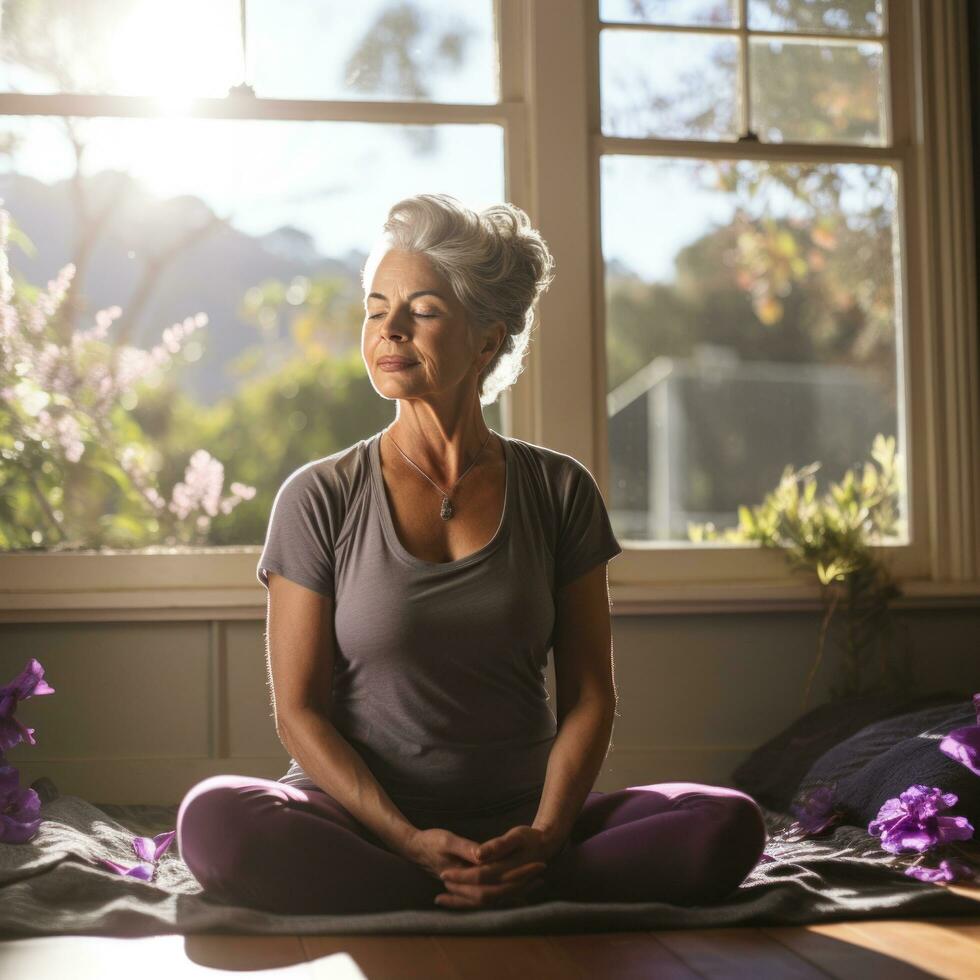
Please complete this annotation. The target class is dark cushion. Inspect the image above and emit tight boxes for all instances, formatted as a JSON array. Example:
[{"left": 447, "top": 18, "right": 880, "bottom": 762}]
[
  {"left": 794, "top": 698, "right": 980, "bottom": 828},
  {"left": 731, "top": 689, "right": 970, "bottom": 812}
]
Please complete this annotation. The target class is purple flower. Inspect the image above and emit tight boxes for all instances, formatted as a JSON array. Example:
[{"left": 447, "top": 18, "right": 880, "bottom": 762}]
[
  {"left": 0, "top": 658, "right": 55, "bottom": 752},
  {"left": 0, "top": 761, "right": 42, "bottom": 843},
  {"left": 905, "top": 858, "right": 978, "bottom": 884},
  {"left": 99, "top": 830, "right": 175, "bottom": 883},
  {"left": 868, "top": 784, "right": 975, "bottom": 854},
  {"left": 789, "top": 783, "right": 842, "bottom": 836},
  {"left": 132, "top": 830, "right": 175, "bottom": 864},
  {"left": 938, "top": 692, "right": 980, "bottom": 777},
  {"left": 99, "top": 858, "right": 155, "bottom": 881}
]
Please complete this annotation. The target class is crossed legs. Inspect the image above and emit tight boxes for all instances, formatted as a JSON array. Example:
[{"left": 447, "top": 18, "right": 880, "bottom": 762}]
[{"left": 176, "top": 775, "right": 767, "bottom": 915}]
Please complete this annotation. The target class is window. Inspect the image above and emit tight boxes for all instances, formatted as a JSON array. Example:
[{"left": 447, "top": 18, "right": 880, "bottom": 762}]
[
  {"left": 1, "top": 0, "right": 976, "bottom": 616},
  {"left": 591, "top": 0, "right": 977, "bottom": 596},
  {"left": 0, "top": 1, "right": 509, "bottom": 567},
  {"left": 599, "top": 1, "right": 905, "bottom": 538}
]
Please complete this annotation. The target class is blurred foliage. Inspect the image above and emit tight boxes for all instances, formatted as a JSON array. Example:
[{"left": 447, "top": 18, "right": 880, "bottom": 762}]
[
  {"left": 605, "top": 161, "right": 897, "bottom": 401},
  {"left": 0, "top": 209, "right": 257, "bottom": 550},
  {"left": 688, "top": 434, "right": 915, "bottom": 706}
]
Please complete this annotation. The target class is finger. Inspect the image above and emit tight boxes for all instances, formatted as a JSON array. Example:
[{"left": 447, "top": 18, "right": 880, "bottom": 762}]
[
  {"left": 499, "top": 861, "right": 547, "bottom": 883},
  {"left": 476, "top": 832, "right": 521, "bottom": 862},
  {"left": 438, "top": 876, "right": 546, "bottom": 910},
  {"left": 442, "top": 859, "right": 543, "bottom": 885},
  {"left": 441, "top": 875, "right": 539, "bottom": 903},
  {"left": 450, "top": 836, "right": 484, "bottom": 864}
]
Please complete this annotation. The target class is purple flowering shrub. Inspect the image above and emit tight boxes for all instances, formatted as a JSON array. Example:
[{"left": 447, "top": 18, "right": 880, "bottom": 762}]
[
  {"left": 0, "top": 204, "right": 257, "bottom": 549},
  {"left": 0, "top": 657, "right": 176, "bottom": 880},
  {"left": 782, "top": 691, "right": 980, "bottom": 884}
]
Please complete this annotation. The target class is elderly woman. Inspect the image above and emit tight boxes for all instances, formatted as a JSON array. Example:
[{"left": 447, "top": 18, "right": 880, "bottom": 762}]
[{"left": 177, "top": 193, "right": 767, "bottom": 914}]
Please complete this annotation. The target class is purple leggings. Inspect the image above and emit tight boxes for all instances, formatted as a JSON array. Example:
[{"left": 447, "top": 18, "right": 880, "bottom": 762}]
[{"left": 177, "top": 774, "right": 768, "bottom": 914}]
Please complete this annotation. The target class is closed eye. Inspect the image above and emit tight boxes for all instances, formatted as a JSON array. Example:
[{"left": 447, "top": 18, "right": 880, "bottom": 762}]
[{"left": 366, "top": 313, "right": 439, "bottom": 319}]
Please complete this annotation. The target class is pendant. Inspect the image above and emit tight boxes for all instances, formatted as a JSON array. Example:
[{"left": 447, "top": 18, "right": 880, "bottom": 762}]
[{"left": 440, "top": 495, "right": 454, "bottom": 521}]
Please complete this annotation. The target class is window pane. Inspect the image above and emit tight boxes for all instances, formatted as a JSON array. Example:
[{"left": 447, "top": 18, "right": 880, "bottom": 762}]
[
  {"left": 0, "top": 0, "right": 498, "bottom": 104},
  {"left": 748, "top": 0, "right": 884, "bottom": 36},
  {"left": 601, "top": 155, "right": 907, "bottom": 545},
  {"left": 750, "top": 38, "right": 885, "bottom": 144},
  {"left": 247, "top": 0, "right": 497, "bottom": 103},
  {"left": 0, "top": 0, "right": 242, "bottom": 97},
  {"left": 599, "top": 0, "right": 739, "bottom": 27},
  {"left": 0, "top": 116, "right": 504, "bottom": 551},
  {"left": 600, "top": 29, "right": 739, "bottom": 139}
]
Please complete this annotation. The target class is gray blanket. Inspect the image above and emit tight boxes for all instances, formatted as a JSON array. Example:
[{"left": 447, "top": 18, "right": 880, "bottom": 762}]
[{"left": 0, "top": 795, "right": 977, "bottom": 938}]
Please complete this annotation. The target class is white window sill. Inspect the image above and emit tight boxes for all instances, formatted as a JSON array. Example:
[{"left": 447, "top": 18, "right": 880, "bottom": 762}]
[{"left": 0, "top": 548, "right": 977, "bottom": 621}]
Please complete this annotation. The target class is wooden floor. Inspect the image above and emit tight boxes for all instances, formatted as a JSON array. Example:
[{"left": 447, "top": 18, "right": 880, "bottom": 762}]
[{"left": 3, "top": 884, "right": 979, "bottom": 978}]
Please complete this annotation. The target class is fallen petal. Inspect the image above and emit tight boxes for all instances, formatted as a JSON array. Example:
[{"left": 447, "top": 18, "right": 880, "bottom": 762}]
[
  {"left": 0, "top": 785, "right": 41, "bottom": 842},
  {"left": 936, "top": 813, "right": 976, "bottom": 846},
  {"left": 0, "top": 815, "right": 42, "bottom": 843},
  {"left": 132, "top": 830, "right": 176, "bottom": 863},
  {"left": 151, "top": 829, "right": 176, "bottom": 861},
  {"left": 99, "top": 858, "right": 155, "bottom": 881},
  {"left": 906, "top": 858, "right": 978, "bottom": 884},
  {"left": 939, "top": 726, "right": 980, "bottom": 777}
]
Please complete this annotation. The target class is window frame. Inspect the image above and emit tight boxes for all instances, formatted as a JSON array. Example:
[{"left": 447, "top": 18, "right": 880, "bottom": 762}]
[
  {"left": 592, "top": 0, "right": 928, "bottom": 583},
  {"left": 0, "top": 0, "right": 978, "bottom": 622}
]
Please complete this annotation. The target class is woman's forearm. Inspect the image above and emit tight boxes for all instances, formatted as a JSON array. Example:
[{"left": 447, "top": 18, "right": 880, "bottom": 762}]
[
  {"left": 277, "top": 707, "right": 419, "bottom": 858},
  {"left": 531, "top": 698, "right": 616, "bottom": 846}
]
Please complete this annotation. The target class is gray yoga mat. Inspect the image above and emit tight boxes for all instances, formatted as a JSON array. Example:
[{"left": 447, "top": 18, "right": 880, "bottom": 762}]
[{"left": 0, "top": 794, "right": 978, "bottom": 937}]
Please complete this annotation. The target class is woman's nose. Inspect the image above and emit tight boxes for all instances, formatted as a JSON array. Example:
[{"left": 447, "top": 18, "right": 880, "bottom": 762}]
[{"left": 380, "top": 319, "right": 412, "bottom": 341}]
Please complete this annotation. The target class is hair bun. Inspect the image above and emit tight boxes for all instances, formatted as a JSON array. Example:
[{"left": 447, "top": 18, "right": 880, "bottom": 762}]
[{"left": 364, "top": 193, "right": 556, "bottom": 405}]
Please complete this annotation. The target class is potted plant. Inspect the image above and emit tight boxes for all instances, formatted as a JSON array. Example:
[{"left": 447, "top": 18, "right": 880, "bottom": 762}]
[{"left": 689, "top": 433, "right": 913, "bottom": 711}]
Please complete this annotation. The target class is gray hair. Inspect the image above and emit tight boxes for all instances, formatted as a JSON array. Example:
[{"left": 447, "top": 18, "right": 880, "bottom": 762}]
[{"left": 362, "top": 192, "right": 556, "bottom": 406}]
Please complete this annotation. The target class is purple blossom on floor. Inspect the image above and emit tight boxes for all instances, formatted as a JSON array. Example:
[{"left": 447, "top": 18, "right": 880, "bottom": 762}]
[
  {"left": 788, "top": 782, "right": 843, "bottom": 836},
  {"left": 868, "top": 784, "right": 975, "bottom": 854},
  {"left": 98, "top": 858, "right": 155, "bottom": 881},
  {"left": 132, "top": 830, "right": 176, "bottom": 864},
  {"left": 0, "top": 759, "right": 42, "bottom": 843},
  {"left": 0, "top": 658, "right": 56, "bottom": 752},
  {"left": 905, "top": 858, "right": 978, "bottom": 884},
  {"left": 938, "top": 692, "right": 980, "bottom": 777},
  {"left": 98, "top": 830, "right": 176, "bottom": 882}
]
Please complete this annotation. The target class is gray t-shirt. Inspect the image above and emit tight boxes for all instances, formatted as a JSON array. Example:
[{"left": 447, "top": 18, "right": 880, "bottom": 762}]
[{"left": 257, "top": 429, "right": 622, "bottom": 826}]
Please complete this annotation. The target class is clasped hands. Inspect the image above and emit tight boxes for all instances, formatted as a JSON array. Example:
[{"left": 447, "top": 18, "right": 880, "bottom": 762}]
[{"left": 431, "top": 824, "right": 564, "bottom": 909}]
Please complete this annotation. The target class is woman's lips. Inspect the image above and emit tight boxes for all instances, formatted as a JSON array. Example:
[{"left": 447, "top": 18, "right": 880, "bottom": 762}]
[{"left": 378, "top": 359, "right": 418, "bottom": 372}]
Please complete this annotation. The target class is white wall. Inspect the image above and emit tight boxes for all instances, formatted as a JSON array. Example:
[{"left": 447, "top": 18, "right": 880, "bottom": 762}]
[{"left": 2, "top": 609, "right": 978, "bottom": 806}]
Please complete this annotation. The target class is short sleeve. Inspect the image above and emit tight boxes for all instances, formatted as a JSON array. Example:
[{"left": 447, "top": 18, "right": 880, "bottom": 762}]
[
  {"left": 256, "top": 468, "right": 335, "bottom": 598},
  {"left": 554, "top": 459, "right": 623, "bottom": 590}
]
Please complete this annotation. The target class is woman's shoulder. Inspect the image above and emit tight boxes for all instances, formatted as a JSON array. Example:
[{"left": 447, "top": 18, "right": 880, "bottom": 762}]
[
  {"left": 507, "top": 435, "right": 593, "bottom": 486},
  {"left": 277, "top": 436, "right": 373, "bottom": 503}
]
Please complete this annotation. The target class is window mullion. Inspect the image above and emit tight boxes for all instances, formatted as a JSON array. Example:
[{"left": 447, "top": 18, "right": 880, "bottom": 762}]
[
  {"left": 0, "top": 92, "right": 515, "bottom": 126},
  {"left": 739, "top": 0, "right": 751, "bottom": 139},
  {"left": 597, "top": 134, "right": 899, "bottom": 164},
  {"left": 520, "top": 0, "right": 599, "bottom": 470}
]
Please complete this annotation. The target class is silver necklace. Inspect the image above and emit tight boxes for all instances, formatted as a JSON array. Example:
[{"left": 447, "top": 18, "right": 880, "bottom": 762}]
[{"left": 383, "top": 426, "right": 495, "bottom": 521}]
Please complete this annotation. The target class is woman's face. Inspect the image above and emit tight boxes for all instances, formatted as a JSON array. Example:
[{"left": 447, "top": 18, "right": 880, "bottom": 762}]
[{"left": 363, "top": 247, "right": 495, "bottom": 402}]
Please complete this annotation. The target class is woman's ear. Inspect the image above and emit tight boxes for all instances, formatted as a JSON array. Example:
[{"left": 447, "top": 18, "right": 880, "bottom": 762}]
[{"left": 482, "top": 321, "right": 506, "bottom": 357}]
